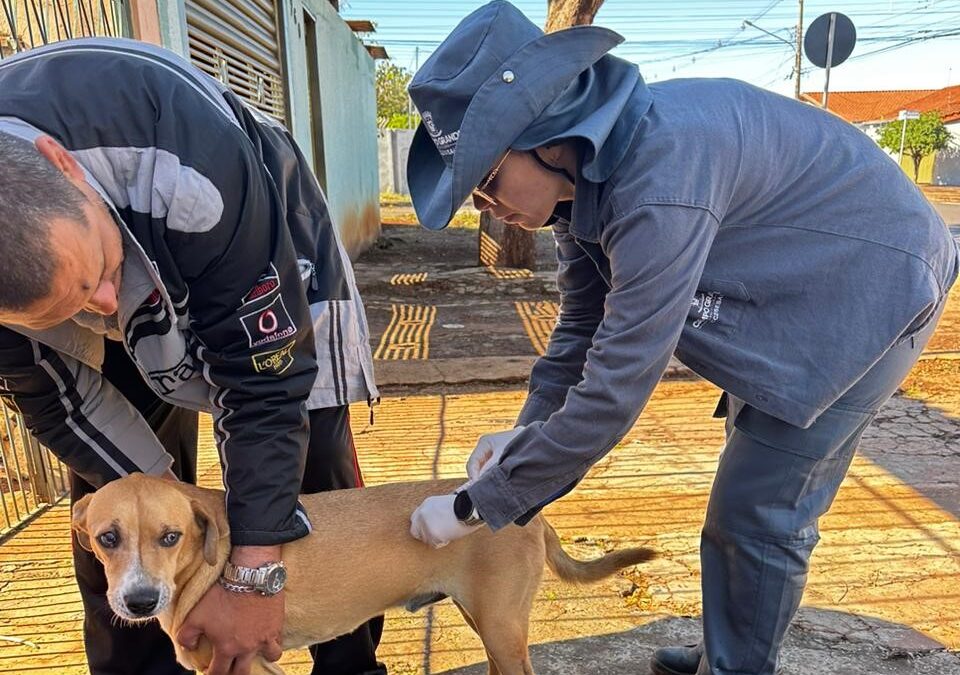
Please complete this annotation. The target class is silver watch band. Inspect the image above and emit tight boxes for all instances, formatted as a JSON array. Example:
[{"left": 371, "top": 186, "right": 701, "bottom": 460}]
[
  {"left": 224, "top": 561, "right": 268, "bottom": 587},
  {"left": 218, "top": 577, "right": 256, "bottom": 594},
  {"left": 221, "top": 560, "right": 287, "bottom": 597}
]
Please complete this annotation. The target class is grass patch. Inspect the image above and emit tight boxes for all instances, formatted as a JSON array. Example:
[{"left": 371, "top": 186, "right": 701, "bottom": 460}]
[
  {"left": 380, "top": 191, "right": 412, "bottom": 206},
  {"left": 380, "top": 205, "right": 480, "bottom": 230}
]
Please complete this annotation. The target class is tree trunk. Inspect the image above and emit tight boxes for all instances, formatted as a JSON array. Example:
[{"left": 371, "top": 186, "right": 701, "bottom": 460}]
[
  {"left": 477, "top": 0, "right": 606, "bottom": 269},
  {"left": 478, "top": 212, "right": 537, "bottom": 269},
  {"left": 545, "top": 0, "right": 606, "bottom": 32}
]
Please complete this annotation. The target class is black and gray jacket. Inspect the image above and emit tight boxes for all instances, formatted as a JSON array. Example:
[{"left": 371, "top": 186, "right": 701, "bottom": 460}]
[{"left": 0, "top": 38, "right": 378, "bottom": 546}]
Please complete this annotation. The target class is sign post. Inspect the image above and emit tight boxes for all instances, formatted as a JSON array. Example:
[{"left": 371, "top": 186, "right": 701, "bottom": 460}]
[
  {"left": 822, "top": 13, "right": 836, "bottom": 109},
  {"left": 804, "top": 12, "right": 856, "bottom": 110},
  {"left": 898, "top": 109, "right": 921, "bottom": 168}
]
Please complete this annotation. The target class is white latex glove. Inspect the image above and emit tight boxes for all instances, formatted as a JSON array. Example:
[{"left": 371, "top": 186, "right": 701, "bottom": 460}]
[
  {"left": 466, "top": 427, "right": 525, "bottom": 480},
  {"left": 410, "top": 492, "right": 483, "bottom": 548}
]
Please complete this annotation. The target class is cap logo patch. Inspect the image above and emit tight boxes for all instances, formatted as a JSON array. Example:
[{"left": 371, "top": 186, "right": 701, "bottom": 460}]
[{"left": 422, "top": 110, "right": 459, "bottom": 157}]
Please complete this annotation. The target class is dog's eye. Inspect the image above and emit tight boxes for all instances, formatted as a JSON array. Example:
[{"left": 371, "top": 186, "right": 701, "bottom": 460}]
[
  {"left": 97, "top": 531, "right": 119, "bottom": 549},
  {"left": 159, "top": 531, "right": 181, "bottom": 547}
]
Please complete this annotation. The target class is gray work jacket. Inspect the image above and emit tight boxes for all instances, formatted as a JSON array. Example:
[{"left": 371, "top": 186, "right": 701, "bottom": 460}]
[{"left": 469, "top": 76, "right": 959, "bottom": 530}]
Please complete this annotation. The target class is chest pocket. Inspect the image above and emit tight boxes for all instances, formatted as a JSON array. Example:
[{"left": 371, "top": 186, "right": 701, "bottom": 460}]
[{"left": 687, "top": 278, "right": 750, "bottom": 340}]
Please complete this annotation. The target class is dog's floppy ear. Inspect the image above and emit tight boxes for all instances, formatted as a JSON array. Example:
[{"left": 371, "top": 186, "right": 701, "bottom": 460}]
[
  {"left": 191, "top": 498, "right": 225, "bottom": 566},
  {"left": 71, "top": 493, "right": 95, "bottom": 552}
]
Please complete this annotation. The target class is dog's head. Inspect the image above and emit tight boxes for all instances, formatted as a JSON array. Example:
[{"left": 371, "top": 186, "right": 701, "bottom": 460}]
[{"left": 71, "top": 474, "right": 227, "bottom": 622}]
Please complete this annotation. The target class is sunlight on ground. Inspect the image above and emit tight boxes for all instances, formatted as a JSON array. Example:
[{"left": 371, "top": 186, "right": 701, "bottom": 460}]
[{"left": 1, "top": 382, "right": 958, "bottom": 673}]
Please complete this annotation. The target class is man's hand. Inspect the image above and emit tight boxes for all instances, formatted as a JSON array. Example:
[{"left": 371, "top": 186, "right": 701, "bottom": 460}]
[
  {"left": 410, "top": 493, "right": 483, "bottom": 548},
  {"left": 466, "top": 427, "right": 525, "bottom": 479},
  {"left": 177, "top": 546, "right": 284, "bottom": 675}
]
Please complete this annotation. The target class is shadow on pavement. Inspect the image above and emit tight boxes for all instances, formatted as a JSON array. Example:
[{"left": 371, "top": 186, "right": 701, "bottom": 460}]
[{"left": 436, "top": 609, "right": 960, "bottom": 675}]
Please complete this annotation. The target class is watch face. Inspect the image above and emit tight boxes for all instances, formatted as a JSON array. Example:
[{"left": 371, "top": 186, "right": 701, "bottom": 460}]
[
  {"left": 264, "top": 566, "right": 287, "bottom": 595},
  {"left": 453, "top": 490, "right": 472, "bottom": 521}
]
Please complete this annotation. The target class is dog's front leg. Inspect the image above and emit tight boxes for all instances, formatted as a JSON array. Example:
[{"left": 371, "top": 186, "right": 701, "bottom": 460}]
[
  {"left": 171, "top": 639, "right": 285, "bottom": 675},
  {"left": 171, "top": 635, "right": 214, "bottom": 673}
]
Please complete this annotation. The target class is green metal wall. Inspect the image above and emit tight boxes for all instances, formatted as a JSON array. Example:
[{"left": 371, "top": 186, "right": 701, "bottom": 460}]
[
  {"left": 280, "top": 0, "right": 381, "bottom": 258},
  {"left": 157, "top": 0, "right": 381, "bottom": 258}
]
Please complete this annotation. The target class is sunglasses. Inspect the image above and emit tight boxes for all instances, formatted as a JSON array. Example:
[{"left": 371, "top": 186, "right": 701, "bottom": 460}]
[{"left": 472, "top": 149, "right": 512, "bottom": 208}]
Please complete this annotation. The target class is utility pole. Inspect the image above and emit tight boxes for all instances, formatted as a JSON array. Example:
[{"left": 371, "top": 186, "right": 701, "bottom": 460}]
[
  {"left": 743, "top": 0, "right": 804, "bottom": 100},
  {"left": 794, "top": 0, "right": 804, "bottom": 99}
]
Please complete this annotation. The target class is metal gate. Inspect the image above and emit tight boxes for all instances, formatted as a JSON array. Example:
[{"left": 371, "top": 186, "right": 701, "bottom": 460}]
[
  {"left": 0, "top": 402, "right": 68, "bottom": 539},
  {"left": 0, "top": 0, "right": 127, "bottom": 536},
  {"left": 185, "top": 0, "right": 287, "bottom": 123},
  {"left": 0, "top": 0, "right": 129, "bottom": 58}
]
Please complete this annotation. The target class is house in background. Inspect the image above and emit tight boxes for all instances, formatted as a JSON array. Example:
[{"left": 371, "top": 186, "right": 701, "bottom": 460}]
[
  {"left": 802, "top": 86, "right": 960, "bottom": 186},
  {"left": 1, "top": 0, "right": 384, "bottom": 257}
]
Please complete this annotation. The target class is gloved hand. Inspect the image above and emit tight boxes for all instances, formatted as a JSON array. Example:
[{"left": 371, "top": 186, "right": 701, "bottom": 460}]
[
  {"left": 410, "top": 491, "right": 483, "bottom": 548},
  {"left": 466, "top": 427, "right": 525, "bottom": 480}
]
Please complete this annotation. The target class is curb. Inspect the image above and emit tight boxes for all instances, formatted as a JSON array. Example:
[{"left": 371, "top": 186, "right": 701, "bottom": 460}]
[{"left": 374, "top": 356, "right": 696, "bottom": 387}]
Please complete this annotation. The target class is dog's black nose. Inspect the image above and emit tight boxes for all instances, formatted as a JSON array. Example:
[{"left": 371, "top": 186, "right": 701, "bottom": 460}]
[{"left": 124, "top": 588, "right": 160, "bottom": 616}]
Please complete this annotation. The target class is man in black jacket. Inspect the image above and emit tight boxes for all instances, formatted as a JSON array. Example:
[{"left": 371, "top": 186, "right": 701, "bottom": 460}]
[{"left": 0, "top": 38, "right": 383, "bottom": 675}]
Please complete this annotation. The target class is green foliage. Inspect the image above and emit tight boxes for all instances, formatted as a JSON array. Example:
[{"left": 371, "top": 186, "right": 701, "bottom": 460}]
[
  {"left": 386, "top": 113, "right": 419, "bottom": 130},
  {"left": 376, "top": 62, "right": 414, "bottom": 128},
  {"left": 878, "top": 111, "right": 953, "bottom": 181}
]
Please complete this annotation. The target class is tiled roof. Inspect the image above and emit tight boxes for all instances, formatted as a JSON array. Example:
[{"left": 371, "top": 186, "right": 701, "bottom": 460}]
[
  {"left": 800, "top": 90, "right": 937, "bottom": 123},
  {"left": 893, "top": 84, "right": 960, "bottom": 124}
]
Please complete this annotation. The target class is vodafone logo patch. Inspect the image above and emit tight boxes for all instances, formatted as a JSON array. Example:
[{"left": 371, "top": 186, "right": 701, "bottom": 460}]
[{"left": 239, "top": 294, "right": 297, "bottom": 348}]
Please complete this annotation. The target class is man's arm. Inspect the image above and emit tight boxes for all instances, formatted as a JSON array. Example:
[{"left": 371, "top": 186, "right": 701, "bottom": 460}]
[
  {"left": 0, "top": 327, "right": 172, "bottom": 486},
  {"left": 469, "top": 204, "right": 720, "bottom": 529},
  {"left": 516, "top": 224, "right": 610, "bottom": 426},
  {"left": 169, "top": 122, "right": 318, "bottom": 549}
]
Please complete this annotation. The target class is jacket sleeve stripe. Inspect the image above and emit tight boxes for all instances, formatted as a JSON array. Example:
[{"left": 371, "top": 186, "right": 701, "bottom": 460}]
[
  {"left": 36, "top": 344, "right": 142, "bottom": 476},
  {"left": 328, "top": 302, "right": 343, "bottom": 406}
]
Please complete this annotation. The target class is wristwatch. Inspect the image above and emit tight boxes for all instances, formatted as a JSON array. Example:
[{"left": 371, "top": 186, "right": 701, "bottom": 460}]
[
  {"left": 220, "top": 560, "right": 287, "bottom": 596},
  {"left": 453, "top": 489, "right": 484, "bottom": 527}
]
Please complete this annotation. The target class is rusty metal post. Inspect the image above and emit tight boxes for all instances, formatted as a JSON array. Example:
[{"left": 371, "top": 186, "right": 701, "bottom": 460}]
[{"left": 128, "top": 0, "right": 161, "bottom": 44}]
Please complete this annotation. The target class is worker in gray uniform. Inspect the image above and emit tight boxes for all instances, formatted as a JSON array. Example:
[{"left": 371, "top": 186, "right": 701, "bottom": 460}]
[{"left": 404, "top": 3, "right": 958, "bottom": 674}]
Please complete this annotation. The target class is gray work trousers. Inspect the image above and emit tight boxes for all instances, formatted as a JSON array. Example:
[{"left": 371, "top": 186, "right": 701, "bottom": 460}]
[{"left": 698, "top": 301, "right": 944, "bottom": 675}]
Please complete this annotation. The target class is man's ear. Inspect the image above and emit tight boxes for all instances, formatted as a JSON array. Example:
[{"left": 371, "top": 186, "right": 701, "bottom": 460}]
[
  {"left": 191, "top": 498, "right": 225, "bottom": 566},
  {"left": 71, "top": 493, "right": 95, "bottom": 552},
  {"left": 35, "top": 135, "right": 87, "bottom": 184}
]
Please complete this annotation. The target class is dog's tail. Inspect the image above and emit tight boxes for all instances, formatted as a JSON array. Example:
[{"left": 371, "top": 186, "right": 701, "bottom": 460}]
[{"left": 541, "top": 518, "right": 655, "bottom": 584}]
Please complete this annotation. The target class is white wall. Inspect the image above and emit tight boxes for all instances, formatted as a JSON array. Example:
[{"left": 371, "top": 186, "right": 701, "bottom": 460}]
[{"left": 933, "top": 121, "right": 960, "bottom": 187}]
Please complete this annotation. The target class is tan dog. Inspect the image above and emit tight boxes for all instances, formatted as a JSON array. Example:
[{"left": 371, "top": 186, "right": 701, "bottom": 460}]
[{"left": 71, "top": 473, "right": 654, "bottom": 675}]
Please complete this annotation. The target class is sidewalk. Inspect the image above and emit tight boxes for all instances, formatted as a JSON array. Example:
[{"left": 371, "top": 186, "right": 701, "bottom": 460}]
[
  {"left": 923, "top": 185, "right": 960, "bottom": 204},
  {"left": 356, "top": 220, "right": 692, "bottom": 389},
  {"left": 0, "top": 219, "right": 959, "bottom": 674}
]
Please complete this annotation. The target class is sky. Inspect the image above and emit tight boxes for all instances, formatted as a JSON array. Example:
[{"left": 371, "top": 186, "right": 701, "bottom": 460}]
[{"left": 341, "top": 0, "right": 960, "bottom": 96}]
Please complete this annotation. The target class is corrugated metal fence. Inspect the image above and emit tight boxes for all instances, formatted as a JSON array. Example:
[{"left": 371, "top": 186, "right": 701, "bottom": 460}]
[
  {"left": 0, "top": 1, "right": 129, "bottom": 533},
  {"left": 0, "top": 403, "right": 68, "bottom": 539},
  {"left": 0, "top": 0, "right": 129, "bottom": 58}
]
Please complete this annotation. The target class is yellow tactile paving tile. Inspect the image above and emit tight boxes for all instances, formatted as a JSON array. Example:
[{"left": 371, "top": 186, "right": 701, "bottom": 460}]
[
  {"left": 478, "top": 230, "right": 501, "bottom": 268},
  {"left": 1, "top": 384, "right": 958, "bottom": 673},
  {"left": 486, "top": 266, "right": 533, "bottom": 280},
  {"left": 373, "top": 304, "right": 437, "bottom": 361},
  {"left": 515, "top": 300, "right": 559, "bottom": 355},
  {"left": 479, "top": 230, "right": 534, "bottom": 280},
  {"left": 389, "top": 272, "right": 428, "bottom": 286}
]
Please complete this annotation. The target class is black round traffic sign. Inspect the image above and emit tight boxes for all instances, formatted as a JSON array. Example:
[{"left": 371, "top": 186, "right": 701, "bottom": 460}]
[{"left": 804, "top": 12, "right": 856, "bottom": 68}]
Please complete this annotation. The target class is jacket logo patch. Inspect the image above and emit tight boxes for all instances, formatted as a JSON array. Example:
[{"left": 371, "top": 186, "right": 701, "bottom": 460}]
[
  {"left": 690, "top": 291, "right": 724, "bottom": 329},
  {"left": 241, "top": 265, "right": 281, "bottom": 305},
  {"left": 252, "top": 340, "right": 296, "bottom": 375},
  {"left": 240, "top": 294, "right": 297, "bottom": 348}
]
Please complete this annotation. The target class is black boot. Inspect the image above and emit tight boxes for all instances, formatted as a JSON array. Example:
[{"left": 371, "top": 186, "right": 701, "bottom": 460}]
[{"left": 650, "top": 644, "right": 701, "bottom": 675}]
